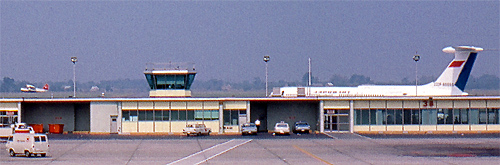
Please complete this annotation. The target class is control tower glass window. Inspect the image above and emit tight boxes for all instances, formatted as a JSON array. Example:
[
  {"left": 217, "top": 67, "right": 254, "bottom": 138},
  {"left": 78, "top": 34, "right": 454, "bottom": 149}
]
[{"left": 145, "top": 74, "right": 195, "bottom": 90}]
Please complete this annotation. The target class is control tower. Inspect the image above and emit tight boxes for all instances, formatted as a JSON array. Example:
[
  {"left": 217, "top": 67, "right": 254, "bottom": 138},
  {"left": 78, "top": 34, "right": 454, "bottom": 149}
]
[{"left": 144, "top": 62, "right": 196, "bottom": 97}]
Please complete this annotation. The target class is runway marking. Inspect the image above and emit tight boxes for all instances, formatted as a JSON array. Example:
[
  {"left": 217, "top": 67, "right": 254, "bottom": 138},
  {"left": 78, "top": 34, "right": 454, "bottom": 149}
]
[
  {"left": 196, "top": 139, "right": 252, "bottom": 164},
  {"left": 293, "top": 145, "right": 333, "bottom": 165},
  {"left": 351, "top": 133, "right": 371, "bottom": 139},
  {"left": 167, "top": 139, "right": 252, "bottom": 165},
  {"left": 322, "top": 133, "right": 338, "bottom": 139}
]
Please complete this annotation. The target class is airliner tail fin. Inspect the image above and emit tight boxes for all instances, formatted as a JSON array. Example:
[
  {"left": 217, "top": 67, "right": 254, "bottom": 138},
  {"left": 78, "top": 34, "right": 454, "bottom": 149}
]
[{"left": 435, "top": 46, "right": 483, "bottom": 91}]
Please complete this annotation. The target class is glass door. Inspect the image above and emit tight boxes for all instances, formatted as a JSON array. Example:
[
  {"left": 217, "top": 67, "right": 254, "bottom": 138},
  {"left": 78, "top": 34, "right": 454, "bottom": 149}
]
[{"left": 324, "top": 110, "right": 350, "bottom": 132}]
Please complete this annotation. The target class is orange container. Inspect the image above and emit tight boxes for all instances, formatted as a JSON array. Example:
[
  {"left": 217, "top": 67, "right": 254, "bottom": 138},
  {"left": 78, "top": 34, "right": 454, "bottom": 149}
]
[
  {"left": 29, "top": 124, "right": 44, "bottom": 133},
  {"left": 48, "top": 124, "right": 64, "bottom": 134}
]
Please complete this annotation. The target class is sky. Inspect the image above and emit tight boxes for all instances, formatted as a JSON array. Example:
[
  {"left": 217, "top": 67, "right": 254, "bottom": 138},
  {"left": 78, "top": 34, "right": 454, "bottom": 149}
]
[{"left": 0, "top": 1, "right": 499, "bottom": 84}]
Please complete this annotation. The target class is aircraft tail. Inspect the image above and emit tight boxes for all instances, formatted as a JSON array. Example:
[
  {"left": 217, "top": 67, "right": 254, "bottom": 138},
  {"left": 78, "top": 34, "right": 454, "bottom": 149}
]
[
  {"left": 434, "top": 46, "right": 483, "bottom": 91},
  {"left": 43, "top": 84, "right": 49, "bottom": 90}
]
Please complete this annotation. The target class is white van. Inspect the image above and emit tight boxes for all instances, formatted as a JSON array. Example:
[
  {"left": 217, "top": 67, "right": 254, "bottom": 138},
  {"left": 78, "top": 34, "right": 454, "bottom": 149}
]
[{"left": 6, "top": 133, "right": 49, "bottom": 157}]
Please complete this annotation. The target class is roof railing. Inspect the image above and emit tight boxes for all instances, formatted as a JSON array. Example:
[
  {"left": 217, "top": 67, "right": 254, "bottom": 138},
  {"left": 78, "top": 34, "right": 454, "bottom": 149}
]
[{"left": 145, "top": 62, "right": 195, "bottom": 71}]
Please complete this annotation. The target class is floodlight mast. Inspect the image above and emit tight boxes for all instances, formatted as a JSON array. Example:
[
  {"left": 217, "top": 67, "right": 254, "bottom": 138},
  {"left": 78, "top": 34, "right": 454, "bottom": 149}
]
[
  {"left": 308, "top": 58, "right": 311, "bottom": 86},
  {"left": 413, "top": 53, "right": 420, "bottom": 96},
  {"left": 71, "top": 57, "right": 78, "bottom": 97},
  {"left": 263, "top": 55, "right": 270, "bottom": 96}
]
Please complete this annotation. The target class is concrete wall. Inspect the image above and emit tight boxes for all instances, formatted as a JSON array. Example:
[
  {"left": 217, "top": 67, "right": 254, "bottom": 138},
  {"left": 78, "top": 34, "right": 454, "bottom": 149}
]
[
  {"left": 90, "top": 102, "right": 119, "bottom": 133},
  {"left": 21, "top": 103, "right": 76, "bottom": 132},
  {"left": 266, "top": 102, "right": 319, "bottom": 131}
]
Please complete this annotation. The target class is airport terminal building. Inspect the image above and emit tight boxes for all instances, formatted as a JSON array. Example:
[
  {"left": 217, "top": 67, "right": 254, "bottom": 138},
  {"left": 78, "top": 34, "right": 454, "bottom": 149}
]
[
  {"left": 1, "top": 55, "right": 499, "bottom": 135},
  {"left": 1, "top": 96, "right": 499, "bottom": 135}
]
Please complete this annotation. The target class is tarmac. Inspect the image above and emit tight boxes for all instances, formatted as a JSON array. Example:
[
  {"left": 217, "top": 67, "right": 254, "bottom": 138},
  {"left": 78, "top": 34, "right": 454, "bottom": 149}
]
[{"left": 1, "top": 133, "right": 499, "bottom": 165}]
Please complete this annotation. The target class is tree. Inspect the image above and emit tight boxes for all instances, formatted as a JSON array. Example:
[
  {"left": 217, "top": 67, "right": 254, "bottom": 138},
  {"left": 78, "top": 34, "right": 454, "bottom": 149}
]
[
  {"left": 328, "top": 75, "right": 349, "bottom": 86},
  {"left": 349, "top": 74, "right": 372, "bottom": 86},
  {"left": 1, "top": 77, "right": 16, "bottom": 92},
  {"left": 252, "top": 77, "right": 263, "bottom": 90},
  {"left": 106, "top": 85, "right": 113, "bottom": 92},
  {"left": 302, "top": 72, "right": 319, "bottom": 86},
  {"left": 467, "top": 74, "right": 500, "bottom": 90}
]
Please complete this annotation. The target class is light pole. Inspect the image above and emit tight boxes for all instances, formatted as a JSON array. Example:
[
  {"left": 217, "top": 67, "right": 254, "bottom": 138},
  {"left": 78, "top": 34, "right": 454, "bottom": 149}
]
[
  {"left": 71, "top": 57, "right": 78, "bottom": 97},
  {"left": 413, "top": 53, "right": 420, "bottom": 96},
  {"left": 308, "top": 58, "right": 311, "bottom": 86},
  {"left": 263, "top": 55, "right": 270, "bottom": 96}
]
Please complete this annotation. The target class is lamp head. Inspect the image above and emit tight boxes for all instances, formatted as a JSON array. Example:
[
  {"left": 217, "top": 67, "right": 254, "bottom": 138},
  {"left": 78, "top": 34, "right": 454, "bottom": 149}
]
[
  {"left": 71, "top": 57, "right": 78, "bottom": 63},
  {"left": 263, "top": 55, "right": 270, "bottom": 62},
  {"left": 413, "top": 54, "right": 420, "bottom": 62}
]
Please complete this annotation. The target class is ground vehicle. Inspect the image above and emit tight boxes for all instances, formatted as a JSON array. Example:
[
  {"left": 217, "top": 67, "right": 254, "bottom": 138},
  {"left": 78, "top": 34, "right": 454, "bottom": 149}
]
[
  {"left": 273, "top": 121, "right": 290, "bottom": 135},
  {"left": 6, "top": 133, "right": 49, "bottom": 157},
  {"left": 293, "top": 121, "right": 311, "bottom": 133},
  {"left": 1, "top": 123, "right": 34, "bottom": 141},
  {"left": 241, "top": 123, "right": 257, "bottom": 135},
  {"left": 182, "top": 124, "right": 211, "bottom": 136}
]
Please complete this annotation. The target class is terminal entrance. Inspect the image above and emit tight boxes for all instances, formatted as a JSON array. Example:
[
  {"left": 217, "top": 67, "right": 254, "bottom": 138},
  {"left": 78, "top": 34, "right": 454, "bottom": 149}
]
[
  {"left": 324, "top": 109, "right": 349, "bottom": 132},
  {"left": 250, "top": 101, "right": 319, "bottom": 132}
]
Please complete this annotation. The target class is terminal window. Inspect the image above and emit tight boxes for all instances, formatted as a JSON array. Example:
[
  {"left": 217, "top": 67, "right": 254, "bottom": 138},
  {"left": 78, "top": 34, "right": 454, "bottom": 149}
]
[
  {"left": 195, "top": 110, "right": 219, "bottom": 120},
  {"left": 0, "top": 111, "right": 18, "bottom": 127},
  {"left": 223, "top": 110, "right": 245, "bottom": 126},
  {"left": 355, "top": 108, "right": 500, "bottom": 126}
]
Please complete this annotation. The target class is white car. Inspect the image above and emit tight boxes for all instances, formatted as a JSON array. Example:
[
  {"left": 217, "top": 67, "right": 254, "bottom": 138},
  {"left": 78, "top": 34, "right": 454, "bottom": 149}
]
[
  {"left": 293, "top": 121, "right": 311, "bottom": 134},
  {"left": 241, "top": 123, "right": 258, "bottom": 135},
  {"left": 6, "top": 133, "right": 49, "bottom": 157},
  {"left": 274, "top": 121, "right": 290, "bottom": 135},
  {"left": 183, "top": 124, "right": 211, "bottom": 136}
]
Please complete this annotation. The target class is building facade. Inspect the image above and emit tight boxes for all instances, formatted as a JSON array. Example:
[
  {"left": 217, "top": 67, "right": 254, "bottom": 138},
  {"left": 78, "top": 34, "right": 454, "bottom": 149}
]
[{"left": 0, "top": 96, "right": 499, "bottom": 135}]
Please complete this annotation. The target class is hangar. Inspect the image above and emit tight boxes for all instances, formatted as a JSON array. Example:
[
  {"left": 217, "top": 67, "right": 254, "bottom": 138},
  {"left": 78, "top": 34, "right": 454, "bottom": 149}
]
[{"left": 1, "top": 96, "right": 499, "bottom": 135}]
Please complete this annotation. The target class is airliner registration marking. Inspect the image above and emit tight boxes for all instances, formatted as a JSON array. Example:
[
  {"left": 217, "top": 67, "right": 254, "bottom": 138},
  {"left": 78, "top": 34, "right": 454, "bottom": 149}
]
[{"left": 314, "top": 91, "right": 351, "bottom": 94}]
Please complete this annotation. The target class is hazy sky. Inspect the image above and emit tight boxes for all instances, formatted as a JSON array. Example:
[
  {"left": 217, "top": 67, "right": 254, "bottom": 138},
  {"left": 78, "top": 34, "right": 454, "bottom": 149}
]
[{"left": 1, "top": 1, "right": 499, "bottom": 84}]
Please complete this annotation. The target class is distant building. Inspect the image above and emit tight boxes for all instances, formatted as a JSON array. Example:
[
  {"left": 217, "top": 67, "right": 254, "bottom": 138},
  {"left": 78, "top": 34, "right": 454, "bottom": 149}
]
[{"left": 90, "top": 86, "right": 99, "bottom": 92}]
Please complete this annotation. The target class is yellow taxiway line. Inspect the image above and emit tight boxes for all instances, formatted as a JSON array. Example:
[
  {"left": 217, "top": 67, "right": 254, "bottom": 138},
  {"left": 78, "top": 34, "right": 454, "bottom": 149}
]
[{"left": 293, "top": 145, "right": 333, "bottom": 165}]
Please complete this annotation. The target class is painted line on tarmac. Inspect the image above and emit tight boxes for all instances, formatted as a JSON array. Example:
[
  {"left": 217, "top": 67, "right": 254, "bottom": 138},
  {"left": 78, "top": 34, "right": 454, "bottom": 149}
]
[
  {"left": 322, "top": 133, "right": 338, "bottom": 139},
  {"left": 293, "top": 145, "right": 333, "bottom": 165},
  {"left": 167, "top": 139, "right": 252, "bottom": 165},
  {"left": 353, "top": 133, "right": 371, "bottom": 139},
  {"left": 196, "top": 139, "right": 252, "bottom": 164}
]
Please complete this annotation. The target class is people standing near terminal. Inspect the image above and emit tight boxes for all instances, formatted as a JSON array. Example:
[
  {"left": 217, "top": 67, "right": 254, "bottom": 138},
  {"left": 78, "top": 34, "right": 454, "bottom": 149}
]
[{"left": 255, "top": 119, "right": 261, "bottom": 132}]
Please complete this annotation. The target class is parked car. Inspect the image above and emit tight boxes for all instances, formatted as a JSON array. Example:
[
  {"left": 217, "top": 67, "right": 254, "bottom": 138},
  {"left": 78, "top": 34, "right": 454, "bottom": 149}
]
[
  {"left": 273, "top": 121, "right": 290, "bottom": 135},
  {"left": 183, "top": 124, "right": 211, "bottom": 136},
  {"left": 6, "top": 133, "right": 49, "bottom": 157},
  {"left": 293, "top": 121, "right": 311, "bottom": 133},
  {"left": 241, "top": 123, "right": 257, "bottom": 135}
]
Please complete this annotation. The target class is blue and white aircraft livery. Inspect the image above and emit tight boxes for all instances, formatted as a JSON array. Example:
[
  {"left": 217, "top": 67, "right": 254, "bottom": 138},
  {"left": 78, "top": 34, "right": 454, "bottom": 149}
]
[{"left": 273, "top": 46, "right": 483, "bottom": 97}]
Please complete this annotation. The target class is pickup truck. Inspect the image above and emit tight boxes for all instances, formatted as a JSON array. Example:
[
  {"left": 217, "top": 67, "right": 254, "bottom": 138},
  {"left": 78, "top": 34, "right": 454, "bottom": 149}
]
[{"left": 182, "top": 124, "right": 211, "bottom": 136}]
